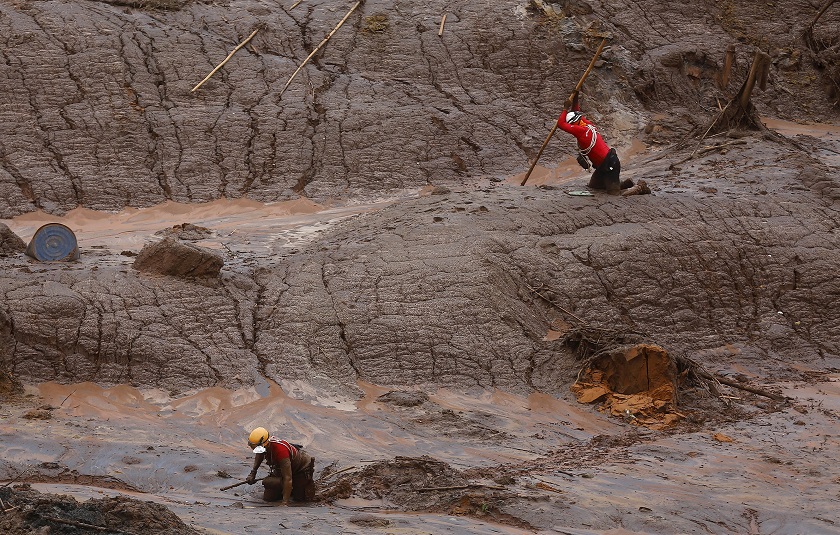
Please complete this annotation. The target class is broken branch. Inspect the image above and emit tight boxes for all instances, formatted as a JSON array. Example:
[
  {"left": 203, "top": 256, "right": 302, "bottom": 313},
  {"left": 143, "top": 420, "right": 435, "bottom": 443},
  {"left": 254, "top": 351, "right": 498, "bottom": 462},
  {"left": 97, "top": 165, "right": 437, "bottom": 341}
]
[
  {"left": 526, "top": 283, "right": 584, "bottom": 323},
  {"left": 279, "top": 0, "right": 362, "bottom": 97},
  {"left": 671, "top": 139, "right": 747, "bottom": 167},
  {"left": 417, "top": 484, "right": 505, "bottom": 492},
  {"left": 319, "top": 465, "right": 359, "bottom": 482},
  {"left": 59, "top": 388, "right": 76, "bottom": 408},
  {"left": 191, "top": 27, "right": 261, "bottom": 93},
  {"left": 696, "top": 370, "right": 788, "bottom": 402},
  {"left": 43, "top": 517, "right": 138, "bottom": 535}
]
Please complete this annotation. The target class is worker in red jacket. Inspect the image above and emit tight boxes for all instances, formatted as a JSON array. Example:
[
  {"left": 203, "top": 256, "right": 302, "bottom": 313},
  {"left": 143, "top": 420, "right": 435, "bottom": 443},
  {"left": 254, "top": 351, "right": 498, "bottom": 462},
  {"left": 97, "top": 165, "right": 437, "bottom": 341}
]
[
  {"left": 245, "top": 427, "right": 316, "bottom": 503},
  {"left": 557, "top": 91, "right": 621, "bottom": 193}
]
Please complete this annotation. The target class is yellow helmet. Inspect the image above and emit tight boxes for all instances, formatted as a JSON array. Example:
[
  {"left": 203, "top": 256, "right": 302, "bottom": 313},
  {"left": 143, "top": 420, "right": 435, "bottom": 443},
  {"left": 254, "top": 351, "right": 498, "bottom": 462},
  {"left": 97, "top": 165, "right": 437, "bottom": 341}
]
[{"left": 248, "top": 427, "right": 269, "bottom": 449}]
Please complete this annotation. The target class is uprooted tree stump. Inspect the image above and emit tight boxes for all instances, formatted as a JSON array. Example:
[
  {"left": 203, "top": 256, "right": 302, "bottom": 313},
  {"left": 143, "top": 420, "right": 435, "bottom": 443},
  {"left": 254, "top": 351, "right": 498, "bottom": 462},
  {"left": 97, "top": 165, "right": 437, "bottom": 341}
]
[
  {"left": 708, "top": 49, "right": 772, "bottom": 134},
  {"left": 803, "top": 0, "right": 840, "bottom": 104},
  {"left": 563, "top": 327, "right": 788, "bottom": 428},
  {"left": 571, "top": 343, "right": 683, "bottom": 429}
]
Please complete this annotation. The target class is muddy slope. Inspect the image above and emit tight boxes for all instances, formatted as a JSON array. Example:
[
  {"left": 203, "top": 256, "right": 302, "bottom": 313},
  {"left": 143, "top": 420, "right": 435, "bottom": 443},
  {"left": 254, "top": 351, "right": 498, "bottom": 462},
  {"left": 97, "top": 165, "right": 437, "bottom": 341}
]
[
  {"left": 2, "top": 133, "right": 839, "bottom": 397},
  {"left": 1, "top": 0, "right": 839, "bottom": 217}
]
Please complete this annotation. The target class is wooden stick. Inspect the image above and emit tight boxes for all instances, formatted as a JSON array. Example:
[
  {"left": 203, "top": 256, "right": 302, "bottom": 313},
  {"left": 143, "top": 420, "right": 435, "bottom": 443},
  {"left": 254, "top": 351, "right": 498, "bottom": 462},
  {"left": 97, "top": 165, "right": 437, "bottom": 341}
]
[
  {"left": 526, "top": 283, "right": 584, "bottom": 323},
  {"left": 319, "top": 465, "right": 359, "bottom": 481},
  {"left": 1, "top": 468, "right": 30, "bottom": 488},
  {"left": 521, "top": 38, "right": 607, "bottom": 186},
  {"left": 438, "top": 14, "right": 447, "bottom": 36},
  {"left": 417, "top": 484, "right": 505, "bottom": 492},
  {"left": 572, "top": 37, "right": 607, "bottom": 95},
  {"left": 811, "top": 0, "right": 837, "bottom": 27},
  {"left": 59, "top": 388, "right": 76, "bottom": 407},
  {"left": 43, "top": 517, "right": 138, "bottom": 535},
  {"left": 220, "top": 477, "right": 264, "bottom": 491},
  {"left": 738, "top": 50, "right": 770, "bottom": 111},
  {"left": 290, "top": 0, "right": 304, "bottom": 9},
  {"left": 192, "top": 28, "right": 260, "bottom": 93},
  {"left": 279, "top": 0, "right": 362, "bottom": 97},
  {"left": 519, "top": 124, "right": 558, "bottom": 186},
  {"left": 721, "top": 44, "right": 735, "bottom": 89},
  {"left": 672, "top": 138, "right": 746, "bottom": 167}
]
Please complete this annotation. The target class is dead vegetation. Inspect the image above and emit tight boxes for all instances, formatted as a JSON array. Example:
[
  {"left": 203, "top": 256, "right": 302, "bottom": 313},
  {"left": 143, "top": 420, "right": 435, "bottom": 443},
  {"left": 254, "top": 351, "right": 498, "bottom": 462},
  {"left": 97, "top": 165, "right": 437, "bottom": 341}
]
[
  {"left": 0, "top": 485, "right": 200, "bottom": 535},
  {"left": 803, "top": 0, "right": 840, "bottom": 104}
]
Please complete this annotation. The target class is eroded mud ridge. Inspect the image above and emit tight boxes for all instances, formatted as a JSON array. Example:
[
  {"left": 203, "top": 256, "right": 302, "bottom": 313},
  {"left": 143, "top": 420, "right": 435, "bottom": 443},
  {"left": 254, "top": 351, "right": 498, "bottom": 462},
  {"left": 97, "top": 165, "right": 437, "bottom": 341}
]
[
  {"left": 2, "top": 179, "right": 839, "bottom": 397},
  {"left": 1, "top": 0, "right": 838, "bottom": 217}
]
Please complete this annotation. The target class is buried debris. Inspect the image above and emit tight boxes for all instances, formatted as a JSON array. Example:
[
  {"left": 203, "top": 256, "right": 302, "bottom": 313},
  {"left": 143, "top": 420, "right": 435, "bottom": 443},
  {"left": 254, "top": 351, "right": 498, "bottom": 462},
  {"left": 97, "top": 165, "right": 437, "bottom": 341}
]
[
  {"left": 707, "top": 49, "right": 772, "bottom": 135},
  {"left": 315, "top": 456, "right": 526, "bottom": 526},
  {"left": 0, "top": 485, "right": 200, "bottom": 535}
]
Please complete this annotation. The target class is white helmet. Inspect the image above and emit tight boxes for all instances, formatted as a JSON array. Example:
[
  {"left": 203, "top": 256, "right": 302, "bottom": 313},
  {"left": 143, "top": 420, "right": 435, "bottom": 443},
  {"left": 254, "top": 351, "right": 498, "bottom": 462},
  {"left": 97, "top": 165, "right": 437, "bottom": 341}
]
[{"left": 566, "top": 111, "right": 583, "bottom": 124}]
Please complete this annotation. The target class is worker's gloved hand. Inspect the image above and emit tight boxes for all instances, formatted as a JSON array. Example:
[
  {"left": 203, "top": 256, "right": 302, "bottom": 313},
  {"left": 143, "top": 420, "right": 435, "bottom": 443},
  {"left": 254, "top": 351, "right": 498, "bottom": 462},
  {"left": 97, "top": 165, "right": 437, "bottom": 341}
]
[{"left": 245, "top": 472, "right": 257, "bottom": 484}]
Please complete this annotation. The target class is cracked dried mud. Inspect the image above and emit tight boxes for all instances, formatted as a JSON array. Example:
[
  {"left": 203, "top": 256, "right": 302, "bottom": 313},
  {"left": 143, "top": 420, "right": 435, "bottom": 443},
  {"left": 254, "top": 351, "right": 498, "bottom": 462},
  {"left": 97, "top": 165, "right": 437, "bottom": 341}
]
[{"left": 2, "top": 0, "right": 840, "bottom": 533}]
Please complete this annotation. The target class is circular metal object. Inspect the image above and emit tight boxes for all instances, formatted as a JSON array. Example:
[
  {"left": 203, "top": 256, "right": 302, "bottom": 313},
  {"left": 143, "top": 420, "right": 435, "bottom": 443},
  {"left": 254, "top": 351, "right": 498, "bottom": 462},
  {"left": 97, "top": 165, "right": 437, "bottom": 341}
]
[{"left": 25, "top": 223, "right": 80, "bottom": 262}]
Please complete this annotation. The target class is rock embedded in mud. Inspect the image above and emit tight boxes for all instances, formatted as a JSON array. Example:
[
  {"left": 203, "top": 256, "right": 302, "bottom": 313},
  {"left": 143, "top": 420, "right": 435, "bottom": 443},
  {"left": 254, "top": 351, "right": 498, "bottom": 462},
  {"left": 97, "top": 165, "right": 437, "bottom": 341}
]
[
  {"left": 155, "top": 222, "right": 213, "bottom": 241},
  {"left": 0, "top": 367, "right": 23, "bottom": 399},
  {"left": 0, "top": 223, "right": 26, "bottom": 256},
  {"left": 133, "top": 236, "right": 224, "bottom": 278},
  {"left": 377, "top": 390, "right": 429, "bottom": 407}
]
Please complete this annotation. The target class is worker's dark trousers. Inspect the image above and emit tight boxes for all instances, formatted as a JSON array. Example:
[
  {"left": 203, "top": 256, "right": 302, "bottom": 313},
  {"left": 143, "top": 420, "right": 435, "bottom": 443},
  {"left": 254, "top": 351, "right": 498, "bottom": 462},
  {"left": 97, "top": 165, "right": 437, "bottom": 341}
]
[
  {"left": 588, "top": 148, "right": 621, "bottom": 193},
  {"left": 261, "top": 455, "right": 316, "bottom": 502}
]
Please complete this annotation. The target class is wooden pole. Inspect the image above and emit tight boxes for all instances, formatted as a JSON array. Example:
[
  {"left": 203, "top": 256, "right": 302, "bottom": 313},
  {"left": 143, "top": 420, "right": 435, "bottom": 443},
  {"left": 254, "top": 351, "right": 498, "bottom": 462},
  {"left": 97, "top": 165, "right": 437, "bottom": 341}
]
[
  {"left": 521, "top": 37, "right": 607, "bottom": 186},
  {"left": 721, "top": 44, "right": 735, "bottom": 89},
  {"left": 279, "top": 0, "right": 362, "bottom": 98},
  {"left": 438, "top": 14, "right": 447, "bottom": 36},
  {"left": 519, "top": 124, "right": 558, "bottom": 186},
  {"left": 738, "top": 50, "right": 770, "bottom": 111},
  {"left": 572, "top": 37, "right": 607, "bottom": 95},
  {"left": 191, "top": 27, "right": 261, "bottom": 93}
]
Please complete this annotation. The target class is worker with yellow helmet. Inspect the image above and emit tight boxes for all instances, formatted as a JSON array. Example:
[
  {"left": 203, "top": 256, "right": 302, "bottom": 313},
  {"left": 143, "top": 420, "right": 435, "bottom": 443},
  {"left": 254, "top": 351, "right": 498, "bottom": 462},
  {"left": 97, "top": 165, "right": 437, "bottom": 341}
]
[{"left": 245, "top": 427, "right": 316, "bottom": 503}]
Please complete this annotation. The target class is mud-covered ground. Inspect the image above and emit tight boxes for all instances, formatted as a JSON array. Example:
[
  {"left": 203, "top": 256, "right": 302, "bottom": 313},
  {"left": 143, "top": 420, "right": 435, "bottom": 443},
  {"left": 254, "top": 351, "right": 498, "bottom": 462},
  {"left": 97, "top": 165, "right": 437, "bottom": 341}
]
[
  {"left": 2, "top": 0, "right": 840, "bottom": 533},
  {"left": 2, "top": 120, "right": 840, "bottom": 533}
]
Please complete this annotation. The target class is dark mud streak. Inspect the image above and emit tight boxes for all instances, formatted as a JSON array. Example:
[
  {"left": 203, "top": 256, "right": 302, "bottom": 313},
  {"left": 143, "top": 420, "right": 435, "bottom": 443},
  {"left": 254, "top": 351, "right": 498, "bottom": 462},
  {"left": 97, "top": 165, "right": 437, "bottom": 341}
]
[
  {"left": 132, "top": 25, "right": 173, "bottom": 199},
  {"left": 27, "top": 10, "right": 84, "bottom": 207},
  {"left": 251, "top": 270, "right": 270, "bottom": 381},
  {"left": 320, "top": 259, "right": 359, "bottom": 378}
]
